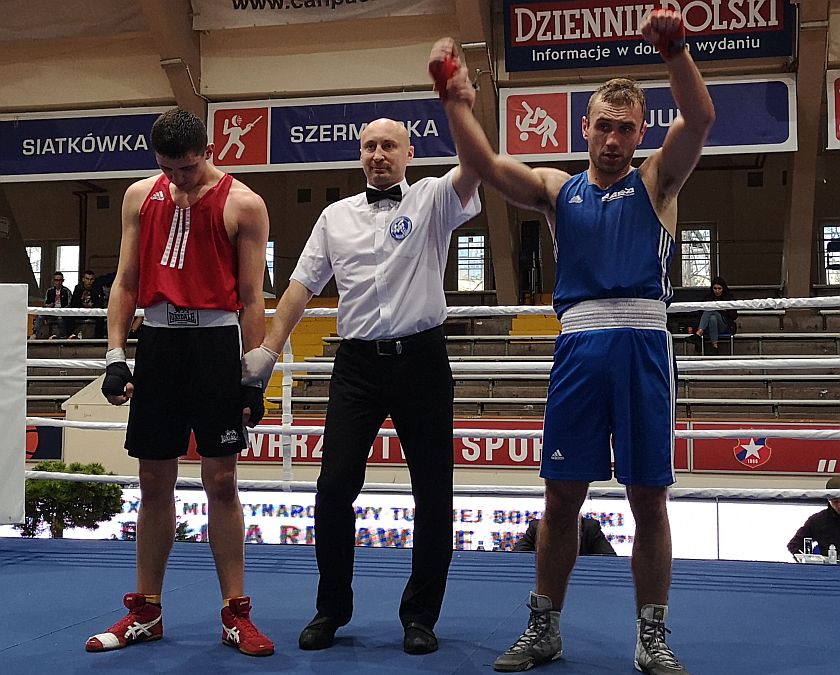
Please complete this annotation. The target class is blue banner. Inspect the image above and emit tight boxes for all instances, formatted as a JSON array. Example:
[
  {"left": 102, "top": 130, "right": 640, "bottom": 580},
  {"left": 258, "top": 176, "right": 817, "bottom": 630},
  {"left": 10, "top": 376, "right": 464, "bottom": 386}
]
[
  {"left": 504, "top": 0, "right": 796, "bottom": 72},
  {"left": 569, "top": 80, "right": 793, "bottom": 153},
  {"left": 209, "top": 94, "right": 455, "bottom": 172},
  {"left": 0, "top": 109, "right": 165, "bottom": 182},
  {"left": 501, "top": 76, "right": 796, "bottom": 161}
]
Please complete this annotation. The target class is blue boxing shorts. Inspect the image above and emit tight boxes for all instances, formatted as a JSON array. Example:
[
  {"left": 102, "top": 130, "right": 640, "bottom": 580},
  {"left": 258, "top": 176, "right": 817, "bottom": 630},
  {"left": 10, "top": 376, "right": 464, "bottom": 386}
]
[{"left": 541, "top": 299, "right": 676, "bottom": 486}]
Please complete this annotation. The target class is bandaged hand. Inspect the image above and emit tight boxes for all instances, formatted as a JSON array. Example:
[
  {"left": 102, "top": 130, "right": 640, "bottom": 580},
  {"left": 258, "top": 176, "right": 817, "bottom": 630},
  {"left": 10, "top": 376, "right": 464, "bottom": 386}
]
[
  {"left": 241, "top": 344, "right": 280, "bottom": 392},
  {"left": 642, "top": 9, "right": 686, "bottom": 61},
  {"left": 241, "top": 385, "right": 265, "bottom": 428},
  {"left": 429, "top": 37, "right": 471, "bottom": 103},
  {"left": 101, "top": 348, "right": 133, "bottom": 403}
]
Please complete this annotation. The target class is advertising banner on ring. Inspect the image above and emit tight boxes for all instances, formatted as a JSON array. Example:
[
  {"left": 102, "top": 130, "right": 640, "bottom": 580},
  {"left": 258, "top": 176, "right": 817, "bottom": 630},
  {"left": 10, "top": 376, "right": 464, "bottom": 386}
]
[
  {"left": 0, "top": 108, "right": 166, "bottom": 183},
  {"left": 503, "top": 0, "right": 796, "bottom": 72},
  {"left": 500, "top": 75, "right": 796, "bottom": 162},
  {"left": 192, "top": 0, "right": 453, "bottom": 30},
  {"left": 207, "top": 93, "right": 456, "bottom": 172},
  {"left": 827, "top": 70, "right": 840, "bottom": 151}
]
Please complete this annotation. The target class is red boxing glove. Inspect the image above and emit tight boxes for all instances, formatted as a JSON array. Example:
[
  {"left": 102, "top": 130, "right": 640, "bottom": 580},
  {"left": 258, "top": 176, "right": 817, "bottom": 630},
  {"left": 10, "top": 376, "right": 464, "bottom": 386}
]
[
  {"left": 429, "top": 56, "right": 459, "bottom": 100},
  {"left": 650, "top": 10, "right": 686, "bottom": 60}
]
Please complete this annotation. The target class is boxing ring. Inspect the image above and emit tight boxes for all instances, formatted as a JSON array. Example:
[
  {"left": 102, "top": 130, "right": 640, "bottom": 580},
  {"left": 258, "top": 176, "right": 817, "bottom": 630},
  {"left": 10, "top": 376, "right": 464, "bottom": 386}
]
[{"left": 3, "top": 284, "right": 840, "bottom": 673}]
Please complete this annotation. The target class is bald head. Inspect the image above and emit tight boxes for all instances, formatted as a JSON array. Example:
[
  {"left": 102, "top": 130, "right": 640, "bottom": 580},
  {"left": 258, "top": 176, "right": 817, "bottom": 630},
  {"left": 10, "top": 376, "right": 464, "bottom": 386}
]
[{"left": 360, "top": 118, "right": 414, "bottom": 188}]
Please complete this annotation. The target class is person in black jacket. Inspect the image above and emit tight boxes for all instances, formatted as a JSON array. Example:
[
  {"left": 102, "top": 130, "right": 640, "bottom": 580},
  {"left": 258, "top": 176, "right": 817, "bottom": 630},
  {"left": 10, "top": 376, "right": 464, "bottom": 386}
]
[
  {"left": 514, "top": 517, "right": 617, "bottom": 556},
  {"left": 32, "top": 271, "right": 72, "bottom": 338},
  {"left": 686, "top": 276, "right": 738, "bottom": 355},
  {"left": 70, "top": 270, "right": 105, "bottom": 337},
  {"left": 786, "top": 476, "right": 840, "bottom": 558}
]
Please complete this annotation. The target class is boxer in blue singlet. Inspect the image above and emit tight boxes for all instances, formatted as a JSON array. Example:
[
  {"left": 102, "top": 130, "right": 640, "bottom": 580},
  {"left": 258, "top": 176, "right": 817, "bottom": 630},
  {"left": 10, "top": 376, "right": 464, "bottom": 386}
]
[{"left": 433, "top": 9, "right": 715, "bottom": 674}]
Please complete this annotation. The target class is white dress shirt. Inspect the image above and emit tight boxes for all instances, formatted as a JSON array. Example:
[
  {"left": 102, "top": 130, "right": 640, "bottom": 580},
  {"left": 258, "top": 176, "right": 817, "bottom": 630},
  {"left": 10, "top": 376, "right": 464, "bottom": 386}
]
[{"left": 291, "top": 168, "right": 481, "bottom": 340}]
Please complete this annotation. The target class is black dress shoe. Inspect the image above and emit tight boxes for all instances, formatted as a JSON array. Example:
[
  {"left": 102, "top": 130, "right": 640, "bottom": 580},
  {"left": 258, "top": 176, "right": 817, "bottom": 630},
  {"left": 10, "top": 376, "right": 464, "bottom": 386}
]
[
  {"left": 299, "top": 615, "right": 342, "bottom": 650},
  {"left": 403, "top": 622, "right": 438, "bottom": 654}
]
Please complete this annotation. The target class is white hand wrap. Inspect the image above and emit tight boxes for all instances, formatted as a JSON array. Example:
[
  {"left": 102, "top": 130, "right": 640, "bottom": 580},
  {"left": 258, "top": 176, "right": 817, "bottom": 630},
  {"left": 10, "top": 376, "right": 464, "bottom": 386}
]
[
  {"left": 241, "top": 344, "right": 280, "bottom": 390},
  {"left": 105, "top": 347, "right": 127, "bottom": 366}
]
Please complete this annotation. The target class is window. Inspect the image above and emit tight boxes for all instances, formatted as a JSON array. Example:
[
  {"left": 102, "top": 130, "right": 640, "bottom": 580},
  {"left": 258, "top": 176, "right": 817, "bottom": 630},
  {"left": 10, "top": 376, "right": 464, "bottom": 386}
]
[
  {"left": 457, "top": 234, "right": 485, "bottom": 291},
  {"left": 265, "top": 240, "right": 275, "bottom": 288},
  {"left": 821, "top": 223, "right": 840, "bottom": 285},
  {"left": 679, "top": 226, "right": 713, "bottom": 287},
  {"left": 25, "top": 246, "right": 42, "bottom": 287},
  {"left": 56, "top": 244, "right": 80, "bottom": 290}
]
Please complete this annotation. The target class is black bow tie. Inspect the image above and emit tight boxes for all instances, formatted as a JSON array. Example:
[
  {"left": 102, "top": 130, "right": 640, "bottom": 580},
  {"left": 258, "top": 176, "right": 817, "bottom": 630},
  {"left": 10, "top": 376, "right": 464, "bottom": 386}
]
[{"left": 366, "top": 185, "right": 403, "bottom": 204}]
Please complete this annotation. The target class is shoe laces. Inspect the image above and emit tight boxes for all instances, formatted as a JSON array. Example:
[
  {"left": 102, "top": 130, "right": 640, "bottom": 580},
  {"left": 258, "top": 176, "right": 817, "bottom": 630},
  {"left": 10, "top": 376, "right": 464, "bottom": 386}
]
[
  {"left": 639, "top": 619, "right": 683, "bottom": 669},
  {"left": 507, "top": 610, "right": 551, "bottom": 654},
  {"left": 232, "top": 612, "right": 265, "bottom": 641}
]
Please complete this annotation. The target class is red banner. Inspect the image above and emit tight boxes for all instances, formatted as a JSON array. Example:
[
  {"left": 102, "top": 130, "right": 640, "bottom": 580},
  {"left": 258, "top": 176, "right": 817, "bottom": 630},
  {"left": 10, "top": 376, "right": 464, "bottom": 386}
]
[{"left": 691, "top": 423, "right": 840, "bottom": 474}]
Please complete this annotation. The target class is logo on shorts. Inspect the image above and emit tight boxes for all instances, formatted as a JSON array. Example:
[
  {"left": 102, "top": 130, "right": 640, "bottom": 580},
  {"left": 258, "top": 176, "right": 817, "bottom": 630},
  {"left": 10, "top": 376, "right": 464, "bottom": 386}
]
[
  {"left": 550, "top": 449, "right": 565, "bottom": 461},
  {"left": 733, "top": 437, "right": 772, "bottom": 468},
  {"left": 220, "top": 429, "right": 240, "bottom": 444},
  {"left": 166, "top": 304, "right": 199, "bottom": 326},
  {"left": 390, "top": 216, "right": 412, "bottom": 240}
]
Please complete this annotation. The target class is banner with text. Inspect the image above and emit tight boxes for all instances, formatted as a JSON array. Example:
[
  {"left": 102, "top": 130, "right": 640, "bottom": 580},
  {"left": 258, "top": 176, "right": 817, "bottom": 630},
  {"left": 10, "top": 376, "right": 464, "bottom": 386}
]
[
  {"left": 0, "top": 108, "right": 166, "bottom": 182},
  {"left": 827, "top": 70, "right": 840, "bottom": 150},
  {"left": 207, "top": 93, "right": 456, "bottom": 172},
  {"left": 179, "top": 417, "right": 840, "bottom": 476},
  {"left": 1, "top": 488, "right": 824, "bottom": 563},
  {"left": 500, "top": 75, "right": 796, "bottom": 162},
  {"left": 192, "top": 0, "right": 453, "bottom": 30},
  {"left": 503, "top": 0, "right": 796, "bottom": 72}
]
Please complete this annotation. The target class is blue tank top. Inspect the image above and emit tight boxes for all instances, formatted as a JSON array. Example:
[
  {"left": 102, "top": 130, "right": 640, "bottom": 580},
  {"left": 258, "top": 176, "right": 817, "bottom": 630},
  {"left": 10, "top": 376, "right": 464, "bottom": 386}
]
[{"left": 552, "top": 169, "right": 674, "bottom": 317}]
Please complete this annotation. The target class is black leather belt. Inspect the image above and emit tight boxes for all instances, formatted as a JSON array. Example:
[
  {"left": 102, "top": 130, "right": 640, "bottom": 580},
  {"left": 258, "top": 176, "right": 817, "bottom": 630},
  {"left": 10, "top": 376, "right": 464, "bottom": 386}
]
[{"left": 347, "top": 325, "right": 443, "bottom": 357}]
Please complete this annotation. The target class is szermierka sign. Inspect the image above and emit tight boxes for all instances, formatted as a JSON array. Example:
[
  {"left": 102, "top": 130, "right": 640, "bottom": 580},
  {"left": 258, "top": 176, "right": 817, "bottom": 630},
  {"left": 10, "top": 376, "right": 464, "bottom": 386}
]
[{"left": 503, "top": 0, "right": 796, "bottom": 71}]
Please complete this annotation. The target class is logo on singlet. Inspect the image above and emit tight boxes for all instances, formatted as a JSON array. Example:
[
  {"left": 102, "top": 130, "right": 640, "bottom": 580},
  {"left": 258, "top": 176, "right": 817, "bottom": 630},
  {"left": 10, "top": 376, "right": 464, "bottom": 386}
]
[
  {"left": 166, "top": 304, "right": 199, "bottom": 326},
  {"left": 150, "top": 190, "right": 166, "bottom": 201},
  {"left": 390, "top": 216, "right": 413, "bottom": 241},
  {"left": 602, "top": 186, "right": 635, "bottom": 202},
  {"left": 550, "top": 449, "right": 565, "bottom": 461},
  {"left": 568, "top": 195, "right": 583, "bottom": 204}
]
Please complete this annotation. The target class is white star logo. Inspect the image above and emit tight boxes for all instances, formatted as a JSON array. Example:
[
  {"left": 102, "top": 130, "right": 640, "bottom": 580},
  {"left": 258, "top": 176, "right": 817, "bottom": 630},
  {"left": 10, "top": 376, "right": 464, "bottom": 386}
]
[{"left": 739, "top": 439, "right": 763, "bottom": 459}]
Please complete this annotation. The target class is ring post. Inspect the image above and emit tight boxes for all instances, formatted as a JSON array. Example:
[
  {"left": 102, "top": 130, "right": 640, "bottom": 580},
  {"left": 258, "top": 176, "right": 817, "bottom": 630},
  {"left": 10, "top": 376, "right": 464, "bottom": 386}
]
[{"left": 0, "top": 284, "right": 26, "bottom": 525}]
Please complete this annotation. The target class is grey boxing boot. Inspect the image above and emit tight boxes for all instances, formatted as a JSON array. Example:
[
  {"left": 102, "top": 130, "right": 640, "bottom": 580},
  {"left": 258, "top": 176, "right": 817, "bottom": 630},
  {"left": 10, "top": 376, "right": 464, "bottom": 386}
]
[
  {"left": 493, "top": 592, "right": 562, "bottom": 672},
  {"left": 634, "top": 604, "right": 690, "bottom": 674}
]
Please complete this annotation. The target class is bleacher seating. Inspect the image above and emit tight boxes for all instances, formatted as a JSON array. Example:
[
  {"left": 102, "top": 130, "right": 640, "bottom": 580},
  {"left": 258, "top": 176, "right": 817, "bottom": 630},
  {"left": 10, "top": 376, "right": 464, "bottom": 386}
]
[{"left": 25, "top": 303, "right": 840, "bottom": 422}]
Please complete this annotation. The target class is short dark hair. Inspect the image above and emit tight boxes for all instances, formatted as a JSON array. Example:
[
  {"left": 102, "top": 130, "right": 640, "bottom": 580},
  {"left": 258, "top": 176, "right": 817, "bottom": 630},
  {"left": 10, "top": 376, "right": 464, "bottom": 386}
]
[
  {"left": 83, "top": 270, "right": 96, "bottom": 278},
  {"left": 587, "top": 78, "right": 647, "bottom": 123},
  {"left": 53, "top": 272, "right": 64, "bottom": 279},
  {"left": 151, "top": 108, "right": 208, "bottom": 158}
]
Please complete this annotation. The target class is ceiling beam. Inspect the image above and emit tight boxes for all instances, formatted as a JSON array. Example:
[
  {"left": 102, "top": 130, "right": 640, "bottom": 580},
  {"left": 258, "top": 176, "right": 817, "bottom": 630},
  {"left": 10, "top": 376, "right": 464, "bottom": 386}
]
[{"left": 136, "top": 0, "right": 206, "bottom": 120}]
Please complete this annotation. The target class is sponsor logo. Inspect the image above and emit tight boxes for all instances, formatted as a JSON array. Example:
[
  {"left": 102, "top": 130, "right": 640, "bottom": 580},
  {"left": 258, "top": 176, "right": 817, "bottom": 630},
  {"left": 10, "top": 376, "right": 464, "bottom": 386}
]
[
  {"left": 220, "top": 430, "right": 240, "bottom": 445},
  {"left": 602, "top": 186, "right": 635, "bottom": 202},
  {"left": 550, "top": 449, "right": 564, "bottom": 461},
  {"left": 150, "top": 190, "right": 165, "bottom": 201},
  {"left": 568, "top": 195, "right": 583, "bottom": 204},
  {"left": 733, "top": 437, "right": 772, "bottom": 468},
  {"left": 166, "top": 304, "right": 198, "bottom": 326}
]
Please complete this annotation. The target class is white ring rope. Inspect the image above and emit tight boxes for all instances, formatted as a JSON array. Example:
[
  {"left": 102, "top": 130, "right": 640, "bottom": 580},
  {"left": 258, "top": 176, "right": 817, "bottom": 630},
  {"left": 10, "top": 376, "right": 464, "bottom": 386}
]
[
  {"left": 21, "top": 470, "right": 840, "bottom": 502},
  {"left": 25, "top": 300, "right": 840, "bottom": 504},
  {"left": 25, "top": 416, "right": 840, "bottom": 441},
  {"left": 26, "top": 294, "right": 840, "bottom": 318},
  {"left": 25, "top": 356, "right": 840, "bottom": 373}
]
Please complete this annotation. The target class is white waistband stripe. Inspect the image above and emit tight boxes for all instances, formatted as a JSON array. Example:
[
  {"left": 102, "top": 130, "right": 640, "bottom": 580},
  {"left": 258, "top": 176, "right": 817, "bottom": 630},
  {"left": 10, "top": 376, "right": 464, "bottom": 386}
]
[{"left": 561, "top": 298, "right": 667, "bottom": 333}]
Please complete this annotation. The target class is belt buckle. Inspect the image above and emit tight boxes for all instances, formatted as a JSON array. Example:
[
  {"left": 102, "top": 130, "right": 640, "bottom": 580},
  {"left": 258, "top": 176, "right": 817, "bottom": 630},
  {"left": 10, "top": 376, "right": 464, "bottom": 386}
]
[{"left": 376, "top": 339, "right": 402, "bottom": 356}]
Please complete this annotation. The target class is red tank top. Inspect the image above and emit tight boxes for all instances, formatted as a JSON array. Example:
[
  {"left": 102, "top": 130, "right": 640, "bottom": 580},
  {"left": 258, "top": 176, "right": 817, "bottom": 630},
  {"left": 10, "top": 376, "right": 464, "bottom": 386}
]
[{"left": 137, "top": 173, "right": 240, "bottom": 311}]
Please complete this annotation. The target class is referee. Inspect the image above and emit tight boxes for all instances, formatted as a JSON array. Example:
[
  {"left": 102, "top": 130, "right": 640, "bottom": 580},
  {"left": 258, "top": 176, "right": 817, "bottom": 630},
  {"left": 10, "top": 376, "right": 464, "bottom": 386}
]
[{"left": 243, "top": 117, "right": 481, "bottom": 654}]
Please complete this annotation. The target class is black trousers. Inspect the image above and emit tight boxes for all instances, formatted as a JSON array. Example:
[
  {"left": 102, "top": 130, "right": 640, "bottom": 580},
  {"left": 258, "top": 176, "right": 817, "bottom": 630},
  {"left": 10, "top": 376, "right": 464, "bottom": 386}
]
[{"left": 313, "top": 326, "right": 454, "bottom": 629}]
